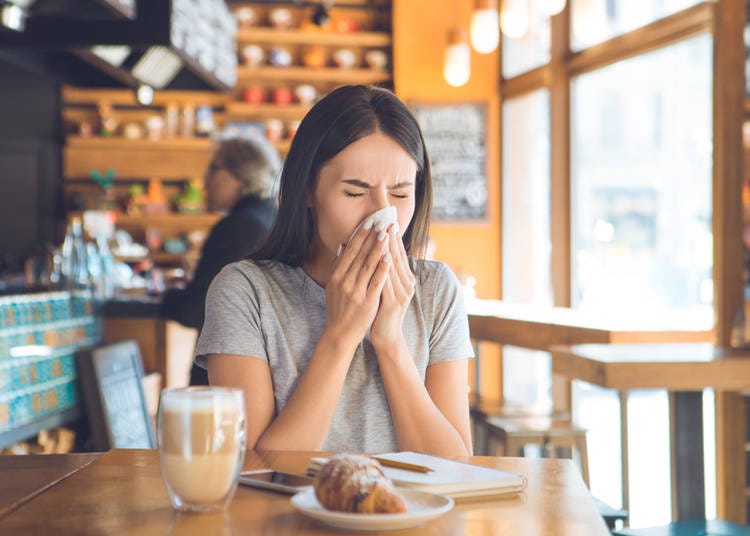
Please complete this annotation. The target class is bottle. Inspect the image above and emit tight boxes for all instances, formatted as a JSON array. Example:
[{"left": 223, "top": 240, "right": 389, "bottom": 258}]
[
  {"left": 60, "top": 217, "right": 91, "bottom": 292},
  {"left": 97, "top": 236, "right": 116, "bottom": 299}
]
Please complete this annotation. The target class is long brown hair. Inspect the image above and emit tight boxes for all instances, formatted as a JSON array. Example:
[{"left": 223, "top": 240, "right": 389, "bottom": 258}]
[{"left": 252, "top": 85, "right": 432, "bottom": 265}]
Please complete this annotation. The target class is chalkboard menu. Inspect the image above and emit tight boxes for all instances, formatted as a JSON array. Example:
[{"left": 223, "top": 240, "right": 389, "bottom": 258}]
[
  {"left": 412, "top": 103, "right": 488, "bottom": 221},
  {"left": 77, "top": 340, "right": 154, "bottom": 450}
]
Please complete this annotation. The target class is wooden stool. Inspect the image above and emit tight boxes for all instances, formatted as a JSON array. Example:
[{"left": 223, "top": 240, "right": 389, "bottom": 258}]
[
  {"left": 484, "top": 415, "right": 590, "bottom": 488},
  {"left": 612, "top": 519, "right": 750, "bottom": 535},
  {"left": 470, "top": 396, "right": 570, "bottom": 455}
]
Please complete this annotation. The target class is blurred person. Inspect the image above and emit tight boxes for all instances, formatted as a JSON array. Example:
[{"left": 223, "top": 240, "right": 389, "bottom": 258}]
[{"left": 161, "top": 137, "right": 280, "bottom": 385}]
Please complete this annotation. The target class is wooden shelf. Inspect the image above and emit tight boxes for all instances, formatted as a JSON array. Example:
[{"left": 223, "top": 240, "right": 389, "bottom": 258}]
[
  {"left": 66, "top": 136, "right": 213, "bottom": 151},
  {"left": 225, "top": 102, "right": 311, "bottom": 121},
  {"left": 237, "top": 27, "right": 391, "bottom": 47},
  {"left": 115, "top": 213, "right": 220, "bottom": 230},
  {"left": 237, "top": 66, "right": 391, "bottom": 84},
  {"left": 116, "top": 253, "right": 185, "bottom": 265},
  {"left": 64, "top": 136, "right": 213, "bottom": 180},
  {"left": 62, "top": 87, "right": 231, "bottom": 108}
]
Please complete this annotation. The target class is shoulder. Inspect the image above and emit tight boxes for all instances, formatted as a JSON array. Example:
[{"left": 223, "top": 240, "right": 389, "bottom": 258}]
[
  {"left": 412, "top": 260, "right": 460, "bottom": 290},
  {"left": 211, "top": 259, "right": 300, "bottom": 294}
]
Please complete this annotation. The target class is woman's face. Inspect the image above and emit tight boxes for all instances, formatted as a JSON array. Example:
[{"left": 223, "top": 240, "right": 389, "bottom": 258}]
[
  {"left": 204, "top": 159, "right": 243, "bottom": 213},
  {"left": 309, "top": 131, "right": 417, "bottom": 259}
]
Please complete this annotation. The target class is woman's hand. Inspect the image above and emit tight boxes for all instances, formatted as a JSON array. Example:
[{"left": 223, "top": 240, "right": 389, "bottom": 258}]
[
  {"left": 324, "top": 221, "right": 391, "bottom": 349},
  {"left": 370, "top": 223, "right": 416, "bottom": 350}
]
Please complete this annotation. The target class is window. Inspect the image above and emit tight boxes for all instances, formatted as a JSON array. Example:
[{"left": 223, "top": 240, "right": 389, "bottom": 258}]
[
  {"left": 571, "top": 0, "right": 702, "bottom": 50},
  {"left": 502, "top": 6, "right": 551, "bottom": 78},
  {"left": 502, "top": 90, "right": 552, "bottom": 306},
  {"left": 571, "top": 33, "right": 713, "bottom": 321}
]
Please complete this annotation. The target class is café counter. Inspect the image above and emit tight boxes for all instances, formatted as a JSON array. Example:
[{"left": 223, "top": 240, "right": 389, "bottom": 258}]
[{"left": 101, "top": 295, "right": 197, "bottom": 390}]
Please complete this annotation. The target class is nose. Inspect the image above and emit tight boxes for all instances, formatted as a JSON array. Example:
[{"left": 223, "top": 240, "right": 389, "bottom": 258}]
[{"left": 370, "top": 188, "right": 390, "bottom": 212}]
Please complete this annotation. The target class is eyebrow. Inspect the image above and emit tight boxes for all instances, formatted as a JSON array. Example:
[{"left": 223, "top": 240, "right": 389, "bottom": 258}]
[{"left": 342, "top": 179, "right": 414, "bottom": 189}]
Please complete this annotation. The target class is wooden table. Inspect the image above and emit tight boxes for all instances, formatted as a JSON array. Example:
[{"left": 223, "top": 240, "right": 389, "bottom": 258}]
[
  {"left": 550, "top": 343, "right": 750, "bottom": 522},
  {"left": 467, "top": 300, "right": 713, "bottom": 402},
  {"left": 0, "top": 453, "right": 98, "bottom": 518},
  {"left": 0, "top": 449, "right": 610, "bottom": 535}
]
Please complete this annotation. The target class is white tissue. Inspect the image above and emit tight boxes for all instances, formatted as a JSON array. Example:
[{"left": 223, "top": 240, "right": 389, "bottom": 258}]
[{"left": 344, "top": 206, "right": 397, "bottom": 251}]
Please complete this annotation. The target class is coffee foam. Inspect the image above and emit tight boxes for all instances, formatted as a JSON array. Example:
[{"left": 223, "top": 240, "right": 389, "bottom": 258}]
[{"left": 160, "top": 391, "right": 241, "bottom": 414}]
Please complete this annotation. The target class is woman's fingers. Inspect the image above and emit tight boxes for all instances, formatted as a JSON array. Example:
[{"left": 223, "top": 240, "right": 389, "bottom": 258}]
[
  {"left": 334, "top": 218, "right": 374, "bottom": 276},
  {"left": 355, "top": 224, "right": 390, "bottom": 288},
  {"left": 367, "top": 249, "right": 391, "bottom": 296}
]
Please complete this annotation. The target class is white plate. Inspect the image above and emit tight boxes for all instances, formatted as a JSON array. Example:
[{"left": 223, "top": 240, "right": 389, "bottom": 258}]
[{"left": 290, "top": 488, "right": 454, "bottom": 531}]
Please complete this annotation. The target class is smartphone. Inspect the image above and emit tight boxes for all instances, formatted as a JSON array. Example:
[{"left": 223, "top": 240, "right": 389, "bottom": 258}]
[{"left": 239, "top": 469, "right": 314, "bottom": 495}]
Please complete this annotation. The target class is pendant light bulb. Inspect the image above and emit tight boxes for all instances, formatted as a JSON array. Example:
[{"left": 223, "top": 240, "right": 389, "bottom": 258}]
[
  {"left": 470, "top": 0, "right": 499, "bottom": 54},
  {"left": 539, "top": 0, "right": 567, "bottom": 17},
  {"left": 444, "top": 28, "right": 471, "bottom": 87},
  {"left": 500, "top": 0, "right": 530, "bottom": 39}
]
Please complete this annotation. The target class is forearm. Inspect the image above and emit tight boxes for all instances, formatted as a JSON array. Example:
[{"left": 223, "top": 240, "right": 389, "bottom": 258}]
[
  {"left": 376, "top": 339, "right": 471, "bottom": 457},
  {"left": 255, "top": 329, "right": 356, "bottom": 451}
]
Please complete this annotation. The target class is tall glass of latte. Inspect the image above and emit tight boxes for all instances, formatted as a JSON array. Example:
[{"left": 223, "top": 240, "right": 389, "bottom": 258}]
[{"left": 157, "top": 387, "right": 246, "bottom": 512}]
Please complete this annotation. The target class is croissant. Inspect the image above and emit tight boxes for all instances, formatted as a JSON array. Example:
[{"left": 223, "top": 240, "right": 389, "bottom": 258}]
[{"left": 314, "top": 454, "right": 408, "bottom": 514}]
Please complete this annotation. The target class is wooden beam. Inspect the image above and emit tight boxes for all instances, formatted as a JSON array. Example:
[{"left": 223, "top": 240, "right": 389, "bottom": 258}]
[
  {"left": 712, "top": 0, "right": 745, "bottom": 349},
  {"left": 549, "top": 4, "right": 571, "bottom": 308},
  {"left": 715, "top": 392, "right": 747, "bottom": 523},
  {"left": 567, "top": 2, "right": 713, "bottom": 76},
  {"left": 712, "top": 0, "right": 746, "bottom": 521},
  {"left": 501, "top": 65, "right": 550, "bottom": 99}
]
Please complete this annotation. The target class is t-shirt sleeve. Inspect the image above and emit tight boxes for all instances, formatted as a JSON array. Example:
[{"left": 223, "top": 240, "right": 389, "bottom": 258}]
[
  {"left": 427, "top": 262, "right": 475, "bottom": 365},
  {"left": 194, "top": 263, "right": 268, "bottom": 368}
]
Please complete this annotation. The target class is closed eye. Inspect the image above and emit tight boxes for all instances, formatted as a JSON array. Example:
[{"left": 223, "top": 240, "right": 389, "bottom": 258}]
[{"left": 344, "top": 191, "right": 365, "bottom": 197}]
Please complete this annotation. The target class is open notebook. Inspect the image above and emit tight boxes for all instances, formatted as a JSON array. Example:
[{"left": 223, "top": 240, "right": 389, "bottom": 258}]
[{"left": 307, "top": 452, "right": 527, "bottom": 499}]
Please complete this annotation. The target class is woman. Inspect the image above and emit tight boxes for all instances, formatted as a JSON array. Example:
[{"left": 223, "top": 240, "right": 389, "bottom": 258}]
[
  {"left": 196, "top": 85, "right": 474, "bottom": 456},
  {"left": 161, "top": 137, "right": 279, "bottom": 385}
]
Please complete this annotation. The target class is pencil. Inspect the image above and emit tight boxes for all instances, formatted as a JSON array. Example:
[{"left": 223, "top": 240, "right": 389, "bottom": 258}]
[{"left": 372, "top": 457, "right": 433, "bottom": 473}]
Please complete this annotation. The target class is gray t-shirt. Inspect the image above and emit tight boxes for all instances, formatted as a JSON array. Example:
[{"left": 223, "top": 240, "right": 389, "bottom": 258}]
[{"left": 195, "top": 258, "right": 474, "bottom": 453}]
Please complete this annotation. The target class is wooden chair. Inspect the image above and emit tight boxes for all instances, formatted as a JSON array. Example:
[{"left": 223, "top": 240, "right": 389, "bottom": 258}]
[{"left": 482, "top": 414, "right": 590, "bottom": 488}]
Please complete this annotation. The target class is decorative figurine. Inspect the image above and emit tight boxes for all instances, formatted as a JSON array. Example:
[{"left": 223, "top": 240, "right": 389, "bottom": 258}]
[
  {"left": 235, "top": 7, "right": 256, "bottom": 28},
  {"left": 365, "top": 50, "right": 388, "bottom": 70},
  {"left": 90, "top": 168, "right": 117, "bottom": 210},
  {"left": 273, "top": 87, "right": 293, "bottom": 106},
  {"left": 268, "top": 47, "right": 293, "bottom": 68},
  {"left": 175, "top": 180, "right": 204, "bottom": 215},
  {"left": 265, "top": 119, "right": 284, "bottom": 142},
  {"left": 332, "top": 48, "right": 357, "bottom": 69},
  {"left": 98, "top": 101, "right": 118, "bottom": 137},
  {"left": 243, "top": 86, "right": 266, "bottom": 105},
  {"left": 268, "top": 8, "right": 293, "bottom": 29},
  {"left": 302, "top": 45, "right": 327, "bottom": 68},
  {"left": 242, "top": 44, "right": 265, "bottom": 68},
  {"left": 294, "top": 84, "right": 317, "bottom": 105}
]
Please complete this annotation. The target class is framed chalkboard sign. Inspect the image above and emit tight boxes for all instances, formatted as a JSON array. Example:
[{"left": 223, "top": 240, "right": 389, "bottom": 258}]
[
  {"left": 411, "top": 102, "right": 488, "bottom": 221},
  {"left": 76, "top": 340, "right": 155, "bottom": 450}
]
